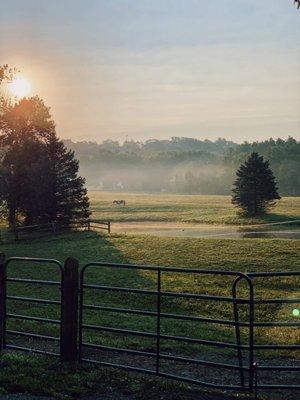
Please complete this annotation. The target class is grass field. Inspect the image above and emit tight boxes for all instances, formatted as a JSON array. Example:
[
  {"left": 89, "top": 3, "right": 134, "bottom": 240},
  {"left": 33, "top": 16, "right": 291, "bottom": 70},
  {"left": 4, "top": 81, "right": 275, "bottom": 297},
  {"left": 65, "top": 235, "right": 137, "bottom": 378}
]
[
  {"left": 89, "top": 192, "right": 300, "bottom": 225},
  {"left": 0, "top": 230, "right": 299, "bottom": 399},
  {"left": 0, "top": 192, "right": 299, "bottom": 399}
]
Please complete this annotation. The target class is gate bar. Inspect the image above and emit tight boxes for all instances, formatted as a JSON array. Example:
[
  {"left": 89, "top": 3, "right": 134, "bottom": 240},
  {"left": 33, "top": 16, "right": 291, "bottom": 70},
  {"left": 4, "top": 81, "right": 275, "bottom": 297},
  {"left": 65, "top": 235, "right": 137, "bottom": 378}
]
[
  {"left": 0, "top": 253, "right": 6, "bottom": 353},
  {"left": 4, "top": 257, "right": 64, "bottom": 357}
]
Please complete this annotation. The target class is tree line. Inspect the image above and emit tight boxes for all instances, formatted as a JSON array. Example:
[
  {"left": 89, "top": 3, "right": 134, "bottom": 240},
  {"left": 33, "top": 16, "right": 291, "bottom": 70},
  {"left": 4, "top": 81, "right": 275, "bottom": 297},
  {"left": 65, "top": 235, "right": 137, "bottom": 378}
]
[{"left": 65, "top": 137, "right": 299, "bottom": 196}]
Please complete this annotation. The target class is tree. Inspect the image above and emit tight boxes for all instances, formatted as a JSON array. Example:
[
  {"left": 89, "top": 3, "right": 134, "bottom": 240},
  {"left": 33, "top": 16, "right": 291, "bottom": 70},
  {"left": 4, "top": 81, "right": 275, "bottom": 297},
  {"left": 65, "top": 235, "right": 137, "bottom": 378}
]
[
  {"left": 44, "top": 133, "right": 90, "bottom": 224},
  {"left": 99, "top": 139, "right": 120, "bottom": 153},
  {"left": 0, "top": 94, "right": 90, "bottom": 226},
  {"left": 0, "top": 65, "right": 15, "bottom": 85},
  {"left": 232, "top": 152, "right": 281, "bottom": 216}
]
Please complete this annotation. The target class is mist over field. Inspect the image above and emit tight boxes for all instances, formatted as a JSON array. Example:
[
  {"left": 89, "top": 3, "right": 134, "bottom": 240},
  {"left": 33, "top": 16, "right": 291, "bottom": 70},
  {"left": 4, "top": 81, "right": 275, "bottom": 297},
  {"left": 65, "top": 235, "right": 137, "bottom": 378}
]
[{"left": 64, "top": 136, "right": 300, "bottom": 196}]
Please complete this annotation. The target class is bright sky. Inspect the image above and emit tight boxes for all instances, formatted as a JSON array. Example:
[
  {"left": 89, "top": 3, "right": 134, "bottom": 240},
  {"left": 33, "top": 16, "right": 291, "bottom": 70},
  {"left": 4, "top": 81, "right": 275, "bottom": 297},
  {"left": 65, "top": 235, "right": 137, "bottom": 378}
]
[{"left": 0, "top": 0, "right": 299, "bottom": 142}]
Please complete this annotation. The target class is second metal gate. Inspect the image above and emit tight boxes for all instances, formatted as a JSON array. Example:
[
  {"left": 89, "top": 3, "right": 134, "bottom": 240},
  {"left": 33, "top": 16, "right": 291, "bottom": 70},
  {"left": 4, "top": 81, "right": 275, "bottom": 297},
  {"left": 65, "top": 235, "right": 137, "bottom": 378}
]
[{"left": 79, "top": 262, "right": 255, "bottom": 393}]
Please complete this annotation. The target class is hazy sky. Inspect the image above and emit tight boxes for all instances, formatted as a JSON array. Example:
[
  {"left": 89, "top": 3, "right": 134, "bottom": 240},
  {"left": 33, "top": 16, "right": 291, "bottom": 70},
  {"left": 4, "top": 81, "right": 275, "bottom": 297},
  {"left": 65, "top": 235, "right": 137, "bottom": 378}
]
[{"left": 1, "top": 0, "right": 299, "bottom": 143}]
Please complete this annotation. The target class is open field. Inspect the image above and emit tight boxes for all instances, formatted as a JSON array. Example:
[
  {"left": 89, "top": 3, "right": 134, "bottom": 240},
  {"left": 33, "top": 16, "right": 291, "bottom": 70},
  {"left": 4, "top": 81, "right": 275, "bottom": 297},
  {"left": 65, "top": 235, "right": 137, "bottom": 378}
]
[
  {"left": 0, "top": 231, "right": 299, "bottom": 399},
  {"left": 0, "top": 188, "right": 299, "bottom": 399},
  {"left": 1, "top": 193, "right": 299, "bottom": 231},
  {"left": 89, "top": 192, "right": 300, "bottom": 225}
]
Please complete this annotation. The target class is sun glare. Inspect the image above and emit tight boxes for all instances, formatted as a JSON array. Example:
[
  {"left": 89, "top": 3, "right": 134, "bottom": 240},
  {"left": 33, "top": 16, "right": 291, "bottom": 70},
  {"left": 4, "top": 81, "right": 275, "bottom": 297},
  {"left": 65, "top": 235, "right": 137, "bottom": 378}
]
[{"left": 9, "top": 77, "right": 31, "bottom": 98}]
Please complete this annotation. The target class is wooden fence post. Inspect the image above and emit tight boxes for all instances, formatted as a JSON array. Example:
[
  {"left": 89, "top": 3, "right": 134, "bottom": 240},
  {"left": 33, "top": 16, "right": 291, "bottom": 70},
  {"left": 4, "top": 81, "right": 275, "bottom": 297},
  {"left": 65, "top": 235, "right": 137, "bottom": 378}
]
[
  {"left": 0, "top": 253, "right": 6, "bottom": 353},
  {"left": 60, "top": 257, "right": 79, "bottom": 363},
  {"left": 108, "top": 221, "right": 111, "bottom": 234}
]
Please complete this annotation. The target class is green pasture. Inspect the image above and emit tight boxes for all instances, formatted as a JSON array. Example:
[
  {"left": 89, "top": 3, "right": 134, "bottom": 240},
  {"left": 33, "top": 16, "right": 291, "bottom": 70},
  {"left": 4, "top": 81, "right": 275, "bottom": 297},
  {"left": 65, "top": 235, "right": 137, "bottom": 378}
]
[
  {"left": 0, "top": 231, "right": 299, "bottom": 399},
  {"left": 0, "top": 192, "right": 299, "bottom": 399},
  {"left": 89, "top": 192, "right": 300, "bottom": 225}
]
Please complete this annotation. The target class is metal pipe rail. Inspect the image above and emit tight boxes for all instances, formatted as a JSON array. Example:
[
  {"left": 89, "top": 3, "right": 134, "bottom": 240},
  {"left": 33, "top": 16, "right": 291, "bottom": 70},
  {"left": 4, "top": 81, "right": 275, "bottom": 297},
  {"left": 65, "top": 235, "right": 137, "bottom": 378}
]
[
  {"left": 246, "top": 271, "right": 300, "bottom": 393},
  {"left": 0, "top": 255, "right": 298, "bottom": 399},
  {"left": 1, "top": 257, "right": 64, "bottom": 357},
  {"left": 79, "top": 262, "right": 255, "bottom": 394},
  {"left": 79, "top": 262, "right": 300, "bottom": 398}
]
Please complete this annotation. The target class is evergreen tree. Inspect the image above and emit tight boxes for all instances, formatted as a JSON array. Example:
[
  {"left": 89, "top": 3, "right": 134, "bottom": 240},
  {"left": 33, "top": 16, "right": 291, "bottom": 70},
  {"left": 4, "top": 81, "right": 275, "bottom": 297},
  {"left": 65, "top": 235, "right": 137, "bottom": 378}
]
[
  {"left": 0, "top": 95, "right": 90, "bottom": 226},
  {"left": 232, "top": 152, "right": 281, "bottom": 216},
  {"left": 44, "top": 133, "right": 90, "bottom": 224}
]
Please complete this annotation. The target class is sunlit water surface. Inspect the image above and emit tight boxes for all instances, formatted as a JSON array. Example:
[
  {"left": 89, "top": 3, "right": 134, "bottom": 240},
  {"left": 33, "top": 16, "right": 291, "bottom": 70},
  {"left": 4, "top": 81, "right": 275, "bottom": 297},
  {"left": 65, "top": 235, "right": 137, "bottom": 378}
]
[{"left": 113, "top": 222, "right": 300, "bottom": 239}]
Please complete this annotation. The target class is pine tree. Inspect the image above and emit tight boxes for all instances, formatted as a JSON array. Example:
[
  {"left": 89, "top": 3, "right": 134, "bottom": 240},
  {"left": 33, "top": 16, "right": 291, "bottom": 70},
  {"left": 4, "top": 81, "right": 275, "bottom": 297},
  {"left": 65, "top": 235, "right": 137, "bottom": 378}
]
[
  {"left": 45, "top": 133, "right": 90, "bottom": 225},
  {"left": 0, "top": 96, "right": 90, "bottom": 226},
  {"left": 232, "top": 152, "right": 281, "bottom": 216}
]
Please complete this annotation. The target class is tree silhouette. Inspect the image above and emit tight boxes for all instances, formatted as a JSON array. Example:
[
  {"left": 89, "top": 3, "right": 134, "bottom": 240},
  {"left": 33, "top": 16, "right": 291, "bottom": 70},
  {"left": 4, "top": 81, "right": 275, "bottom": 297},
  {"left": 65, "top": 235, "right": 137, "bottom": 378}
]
[
  {"left": 0, "top": 96, "right": 90, "bottom": 226},
  {"left": 232, "top": 152, "right": 281, "bottom": 216}
]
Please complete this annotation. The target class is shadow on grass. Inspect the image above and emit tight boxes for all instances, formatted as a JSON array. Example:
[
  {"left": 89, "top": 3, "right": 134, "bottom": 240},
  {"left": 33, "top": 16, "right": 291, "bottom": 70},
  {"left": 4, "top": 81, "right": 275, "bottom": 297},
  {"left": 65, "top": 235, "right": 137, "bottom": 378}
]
[
  {"left": 1, "top": 230, "right": 254, "bottom": 398},
  {"left": 258, "top": 213, "right": 300, "bottom": 224}
]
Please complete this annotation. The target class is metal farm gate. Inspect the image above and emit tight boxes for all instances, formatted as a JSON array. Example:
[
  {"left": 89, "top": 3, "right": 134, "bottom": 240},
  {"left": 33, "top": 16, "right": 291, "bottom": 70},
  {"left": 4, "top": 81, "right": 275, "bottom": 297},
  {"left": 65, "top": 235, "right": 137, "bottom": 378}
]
[
  {"left": 79, "top": 262, "right": 255, "bottom": 393},
  {"left": 0, "top": 254, "right": 299, "bottom": 399},
  {"left": 0, "top": 255, "right": 78, "bottom": 362}
]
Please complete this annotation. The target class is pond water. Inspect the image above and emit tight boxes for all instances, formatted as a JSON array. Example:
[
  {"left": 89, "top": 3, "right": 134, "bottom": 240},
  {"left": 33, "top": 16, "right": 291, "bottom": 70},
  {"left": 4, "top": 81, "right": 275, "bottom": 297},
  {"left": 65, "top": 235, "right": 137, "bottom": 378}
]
[{"left": 113, "top": 221, "right": 300, "bottom": 239}]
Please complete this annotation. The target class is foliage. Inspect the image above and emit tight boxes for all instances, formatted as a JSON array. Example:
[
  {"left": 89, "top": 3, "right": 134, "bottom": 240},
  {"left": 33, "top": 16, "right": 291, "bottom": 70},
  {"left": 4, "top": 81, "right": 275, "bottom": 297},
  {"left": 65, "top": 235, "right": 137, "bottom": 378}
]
[
  {"left": 232, "top": 153, "right": 281, "bottom": 216},
  {"left": 226, "top": 137, "right": 300, "bottom": 196},
  {"left": 0, "top": 96, "right": 90, "bottom": 226},
  {"left": 64, "top": 137, "right": 300, "bottom": 196},
  {"left": 0, "top": 65, "right": 16, "bottom": 85},
  {"left": 44, "top": 133, "right": 90, "bottom": 224}
]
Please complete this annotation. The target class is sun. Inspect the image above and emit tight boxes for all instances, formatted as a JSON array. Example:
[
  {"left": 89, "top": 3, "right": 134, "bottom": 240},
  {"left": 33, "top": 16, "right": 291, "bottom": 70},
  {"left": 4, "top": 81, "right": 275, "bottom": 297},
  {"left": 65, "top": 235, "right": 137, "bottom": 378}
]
[{"left": 9, "top": 76, "right": 31, "bottom": 98}]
